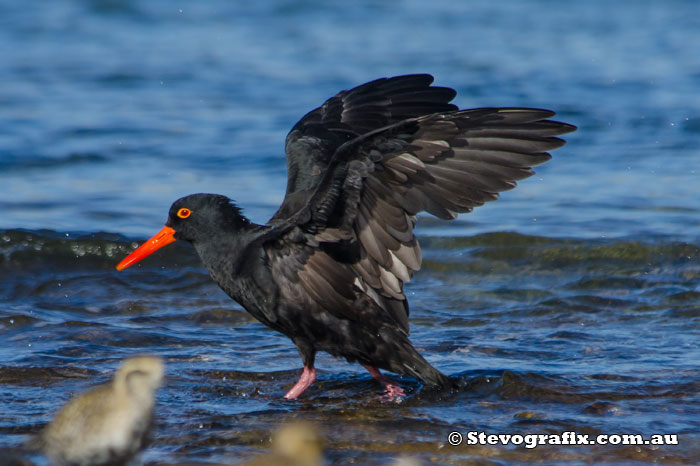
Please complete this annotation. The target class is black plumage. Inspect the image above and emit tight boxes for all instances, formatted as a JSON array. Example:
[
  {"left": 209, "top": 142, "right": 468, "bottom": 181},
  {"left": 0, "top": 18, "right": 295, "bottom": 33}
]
[{"left": 117, "top": 74, "right": 576, "bottom": 399}]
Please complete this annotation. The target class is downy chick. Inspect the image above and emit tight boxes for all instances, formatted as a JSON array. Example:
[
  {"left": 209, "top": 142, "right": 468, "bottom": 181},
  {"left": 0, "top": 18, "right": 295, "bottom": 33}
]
[
  {"left": 36, "top": 356, "right": 164, "bottom": 466},
  {"left": 237, "top": 422, "right": 324, "bottom": 466}
]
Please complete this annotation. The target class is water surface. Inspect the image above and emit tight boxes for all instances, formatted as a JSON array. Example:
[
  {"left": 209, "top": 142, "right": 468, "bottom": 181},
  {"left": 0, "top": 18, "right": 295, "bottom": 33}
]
[{"left": 1, "top": 1, "right": 699, "bottom": 464}]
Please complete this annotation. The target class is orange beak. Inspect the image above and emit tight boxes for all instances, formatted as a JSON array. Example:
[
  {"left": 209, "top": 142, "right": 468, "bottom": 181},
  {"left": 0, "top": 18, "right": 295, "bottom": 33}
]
[{"left": 116, "top": 226, "right": 177, "bottom": 271}]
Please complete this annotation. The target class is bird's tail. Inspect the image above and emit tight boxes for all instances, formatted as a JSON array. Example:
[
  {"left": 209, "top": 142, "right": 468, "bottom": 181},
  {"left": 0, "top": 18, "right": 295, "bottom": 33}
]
[
  {"left": 379, "top": 331, "right": 454, "bottom": 388},
  {"left": 366, "top": 326, "right": 454, "bottom": 388},
  {"left": 400, "top": 348, "right": 454, "bottom": 388}
]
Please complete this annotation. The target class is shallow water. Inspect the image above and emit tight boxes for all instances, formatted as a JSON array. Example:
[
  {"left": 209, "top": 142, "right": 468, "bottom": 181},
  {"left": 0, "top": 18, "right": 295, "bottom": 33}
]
[{"left": 1, "top": 1, "right": 699, "bottom": 465}]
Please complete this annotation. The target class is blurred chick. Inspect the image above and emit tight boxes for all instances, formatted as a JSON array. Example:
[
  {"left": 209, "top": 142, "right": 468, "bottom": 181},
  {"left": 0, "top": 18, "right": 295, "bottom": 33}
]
[
  {"left": 391, "top": 458, "right": 422, "bottom": 466},
  {"left": 238, "top": 422, "right": 324, "bottom": 466},
  {"left": 34, "top": 356, "right": 164, "bottom": 466}
]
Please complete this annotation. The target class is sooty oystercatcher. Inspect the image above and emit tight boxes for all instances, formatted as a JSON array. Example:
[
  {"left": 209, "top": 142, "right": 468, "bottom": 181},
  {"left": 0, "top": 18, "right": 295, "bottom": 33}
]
[
  {"left": 31, "top": 356, "right": 164, "bottom": 466},
  {"left": 116, "top": 74, "right": 575, "bottom": 399}
]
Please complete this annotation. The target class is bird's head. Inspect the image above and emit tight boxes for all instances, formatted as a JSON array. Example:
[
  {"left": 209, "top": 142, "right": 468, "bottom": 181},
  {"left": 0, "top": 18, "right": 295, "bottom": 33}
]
[
  {"left": 115, "top": 355, "right": 165, "bottom": 395},
  {"left": 116, "top": 193, "right": 247, "bottom": 271}
]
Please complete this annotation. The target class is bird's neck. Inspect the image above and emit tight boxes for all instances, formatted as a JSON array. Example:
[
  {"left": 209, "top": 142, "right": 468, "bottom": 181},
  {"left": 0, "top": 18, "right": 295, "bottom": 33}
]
[{"left": 192, "top": 221, "right": 266, "bottom": 283}]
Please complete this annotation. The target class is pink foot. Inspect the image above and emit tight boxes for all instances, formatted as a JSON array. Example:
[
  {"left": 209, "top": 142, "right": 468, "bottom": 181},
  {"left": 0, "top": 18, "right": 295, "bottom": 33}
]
[
  {"left": 284, "top": 366, "right": 316, "bottom": 399},
  {"left": 363, "top": 365, "right": 406, "bottom": 400},
  {"left": 382, "top": 382, "right": 406, "bottom": 398}
]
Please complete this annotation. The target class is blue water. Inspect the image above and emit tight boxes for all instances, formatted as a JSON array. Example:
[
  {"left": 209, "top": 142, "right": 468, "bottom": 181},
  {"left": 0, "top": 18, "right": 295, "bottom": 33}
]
[{"left": 1, "top": 1, "right": 699, "bottom": 465}]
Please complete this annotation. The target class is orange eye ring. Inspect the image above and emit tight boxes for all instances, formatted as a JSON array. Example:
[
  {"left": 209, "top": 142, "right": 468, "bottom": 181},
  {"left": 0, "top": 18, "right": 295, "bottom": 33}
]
[{"left": 177, "top": 208, "right": 191, "bottom": 219}]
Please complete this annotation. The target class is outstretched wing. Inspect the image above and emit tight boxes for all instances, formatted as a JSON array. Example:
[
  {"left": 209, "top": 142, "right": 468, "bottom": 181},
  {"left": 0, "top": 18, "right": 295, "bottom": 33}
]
[
  {"left": 269, "top": 74, "right": 458, "bottom": 223},
  {"left": 266, "top": 78, "right": 575, "bottom": 335}
]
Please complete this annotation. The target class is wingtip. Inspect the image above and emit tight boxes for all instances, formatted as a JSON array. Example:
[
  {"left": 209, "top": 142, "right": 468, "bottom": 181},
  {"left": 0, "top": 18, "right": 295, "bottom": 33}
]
[{"left": 558, "top": 121, "right": 578, "bottom": 134}]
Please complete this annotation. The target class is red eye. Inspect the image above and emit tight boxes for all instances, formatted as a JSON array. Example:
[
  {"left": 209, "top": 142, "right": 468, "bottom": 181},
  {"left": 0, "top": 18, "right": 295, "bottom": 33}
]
[{"left": 177, "top": 208, "right": 191, "bottom": 219}]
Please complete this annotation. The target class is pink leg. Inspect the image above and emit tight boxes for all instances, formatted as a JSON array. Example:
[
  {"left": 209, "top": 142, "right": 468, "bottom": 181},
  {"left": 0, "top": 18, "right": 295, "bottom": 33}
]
[
  {"left": 363, "top": 365, "right": 406, "bottom": 398},
  {"left": 284, "top": 366, "right": 316, "bottom": 399}
]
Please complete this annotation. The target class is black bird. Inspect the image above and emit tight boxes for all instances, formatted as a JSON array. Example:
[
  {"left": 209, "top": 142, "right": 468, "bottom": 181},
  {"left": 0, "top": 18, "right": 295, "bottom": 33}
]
[{"left": 117, "top": 74, "right": 575, "bottom": 399}]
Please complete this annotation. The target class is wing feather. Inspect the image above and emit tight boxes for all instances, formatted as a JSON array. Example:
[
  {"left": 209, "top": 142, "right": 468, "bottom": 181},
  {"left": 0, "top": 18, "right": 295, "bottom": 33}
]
[
  {"left": 266, "top": 77, "right": 576, "bottom": 335},
  {"left": 270, "top": 74, "right": 458, "bottom": 224}
]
